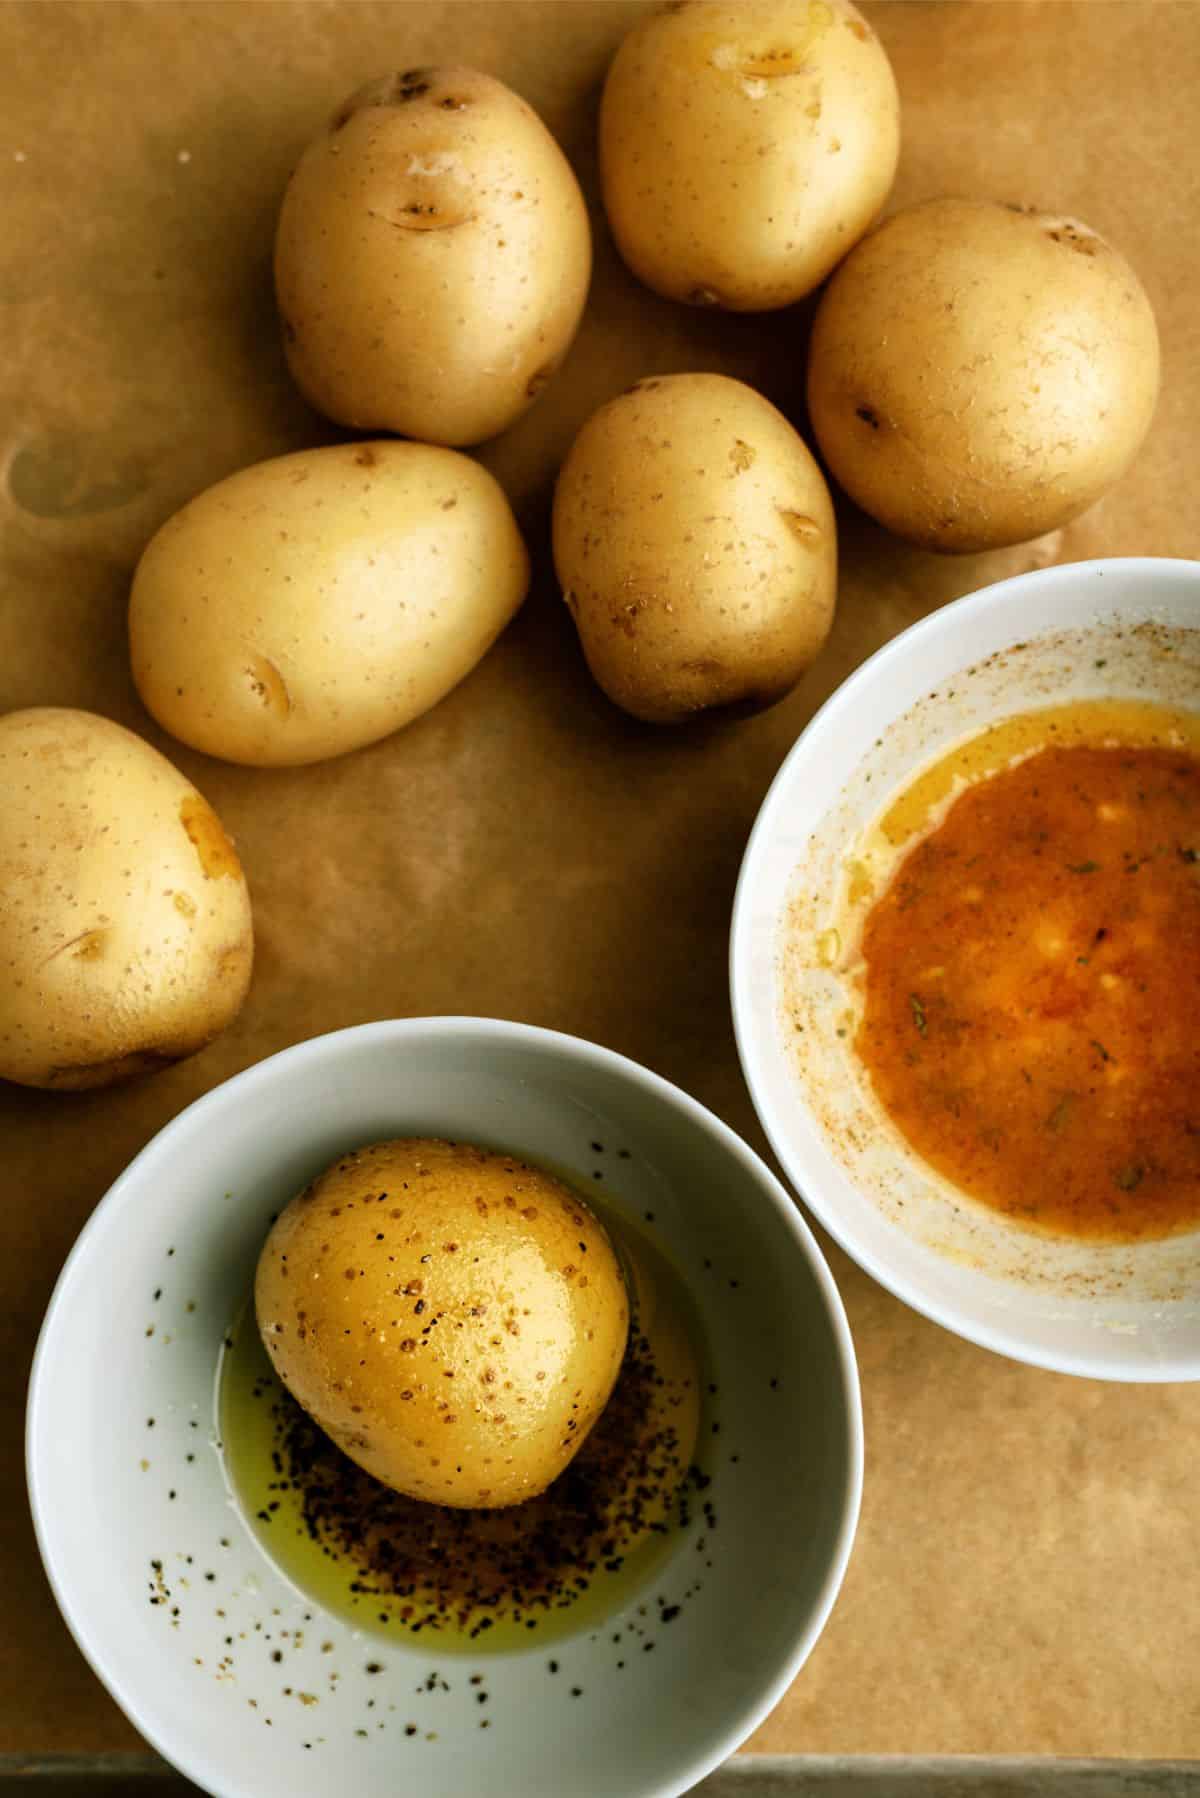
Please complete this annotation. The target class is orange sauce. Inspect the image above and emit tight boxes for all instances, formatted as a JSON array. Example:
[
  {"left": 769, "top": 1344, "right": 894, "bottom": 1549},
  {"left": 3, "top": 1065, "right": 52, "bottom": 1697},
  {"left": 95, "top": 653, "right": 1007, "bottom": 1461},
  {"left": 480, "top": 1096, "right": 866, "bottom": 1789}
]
[{"left": 856, "top": 733, "right": 1200, "bottom": 1242}]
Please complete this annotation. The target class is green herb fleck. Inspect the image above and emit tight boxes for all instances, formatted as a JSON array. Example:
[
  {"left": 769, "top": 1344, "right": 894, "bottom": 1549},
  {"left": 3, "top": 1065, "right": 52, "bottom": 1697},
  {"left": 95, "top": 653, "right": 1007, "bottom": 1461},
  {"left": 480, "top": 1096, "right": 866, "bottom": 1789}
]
[
  {"left": 909, "top": 994, "right": 928, "bottom": 1037},
  {"left": 1045, "top": 1094, "right": 1075, "bottom": 1133},
  {"left": 1090, "top": 1038, "right": 1113, "bottom": 1064},
  {"left": 1067, "top": 861, "right": 1099, "bottom": 874},
  {"left": 1113, "top": 1163, "right": 1144, "bottom": 1192},
  {"left": 1093, "top": 658, "right": 1108, "bottom": 669},
  {"left": 1180, "top": 847, "right": 1198, "bottom": 865}
]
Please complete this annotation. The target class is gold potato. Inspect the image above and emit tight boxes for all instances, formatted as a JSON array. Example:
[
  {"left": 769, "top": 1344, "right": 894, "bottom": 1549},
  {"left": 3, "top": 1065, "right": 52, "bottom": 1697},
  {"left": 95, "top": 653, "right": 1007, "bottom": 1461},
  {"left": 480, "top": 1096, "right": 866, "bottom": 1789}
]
[
  {"left": 599, "top": 0, "right": 899, "bottom": 312},
  {"left": 0, "top": 708, "right": 252, "bottom": 1090},
  {"left": 552, "top": 372, "right": 837, "bottom": 722},
  {"left": 256, "top": 1139, "right": 630, "bottom": 1509},
  {"left": 275, "top": 68, "right": 592, "bottom": 446},
  {"left": 129, "top": 441, "right": 529, "bottom": 767},
  {"left": 806, "top": 198, "right": 1162, "bottom": 552}
]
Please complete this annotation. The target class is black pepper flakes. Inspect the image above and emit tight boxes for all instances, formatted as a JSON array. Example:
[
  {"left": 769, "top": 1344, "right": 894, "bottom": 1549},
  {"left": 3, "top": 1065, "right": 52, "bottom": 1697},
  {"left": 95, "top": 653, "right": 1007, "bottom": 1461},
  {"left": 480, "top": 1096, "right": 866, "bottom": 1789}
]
[{"left": 250, "top": 1310, "right": 701, "bottom": 1645}]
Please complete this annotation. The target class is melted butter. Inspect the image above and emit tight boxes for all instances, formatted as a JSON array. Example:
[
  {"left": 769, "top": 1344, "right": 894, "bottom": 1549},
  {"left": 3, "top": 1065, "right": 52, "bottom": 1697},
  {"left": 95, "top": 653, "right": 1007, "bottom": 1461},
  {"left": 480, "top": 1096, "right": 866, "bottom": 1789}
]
[
  {"left": 878, "top": 699, "right": 1200, "bottom": 848},
  {"left": 829, "top": 700, "right": 1200, "bottom": 962},
  {"left": 218, "top": 1194, "right": 706, "bottom": 1653}
]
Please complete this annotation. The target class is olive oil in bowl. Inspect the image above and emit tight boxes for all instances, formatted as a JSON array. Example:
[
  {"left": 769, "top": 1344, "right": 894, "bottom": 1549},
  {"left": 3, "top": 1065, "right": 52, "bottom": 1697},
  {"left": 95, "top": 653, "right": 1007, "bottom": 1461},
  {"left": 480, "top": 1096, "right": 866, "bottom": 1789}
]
[{"left": 218, "top": 1206, "right": 706, "bottom": 1653}]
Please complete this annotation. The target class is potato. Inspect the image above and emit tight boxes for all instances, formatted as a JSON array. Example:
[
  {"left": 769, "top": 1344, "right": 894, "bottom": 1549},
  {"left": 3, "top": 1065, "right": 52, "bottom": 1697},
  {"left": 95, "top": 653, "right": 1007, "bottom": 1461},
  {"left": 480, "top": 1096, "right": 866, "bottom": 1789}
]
[
  {"left": 275, "top": 68, "right": 592, "bottom": 447},
  {"left": 256, "top": 1139, "right": 630, "bottom": 1509},
  {"left": 599, "top": 0, "right": 899, "bottom": 313},
  {"left": 129, "top": 441, "right": 529, "bottom": 767},
  {"left": 806, "top": 198, "right": 1161, "bottom": 552},
  {"left": 552, "top": 372, "right": 837, "bottom": 722},
  {"left": 0, "top": 708, "right": 252, "bottom": 1090}
]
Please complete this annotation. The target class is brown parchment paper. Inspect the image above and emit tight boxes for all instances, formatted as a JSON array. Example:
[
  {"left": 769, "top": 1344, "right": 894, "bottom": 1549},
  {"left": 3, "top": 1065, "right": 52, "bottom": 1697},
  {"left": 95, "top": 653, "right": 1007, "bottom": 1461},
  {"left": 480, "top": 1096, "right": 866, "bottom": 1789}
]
[{"left": 2, "top": 0, "right": 1199, "bottom": 1760}]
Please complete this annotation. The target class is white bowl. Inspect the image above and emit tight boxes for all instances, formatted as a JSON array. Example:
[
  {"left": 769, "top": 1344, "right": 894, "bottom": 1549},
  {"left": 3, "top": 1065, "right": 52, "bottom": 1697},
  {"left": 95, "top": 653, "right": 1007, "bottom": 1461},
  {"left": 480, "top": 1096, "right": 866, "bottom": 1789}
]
[
  {"left": 27, "top": 1017, "right": 861, "bottom": 1798},
  {"left": 732, "top": 558, "right": 1200, "bottom": 1382}
]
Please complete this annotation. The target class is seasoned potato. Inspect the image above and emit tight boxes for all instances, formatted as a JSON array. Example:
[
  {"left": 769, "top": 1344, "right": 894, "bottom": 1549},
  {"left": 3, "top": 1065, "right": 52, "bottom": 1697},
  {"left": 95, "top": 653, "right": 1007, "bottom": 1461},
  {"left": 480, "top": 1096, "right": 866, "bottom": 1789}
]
[
  {"left": 552, "top": 373, "right": 837, "bottom": 722},
  {"left": 256, "top": 1139, "right": 630, "bottom": 1509},
  {"left": 0, "top": 708, "right": 252, "bottom": 1090},
  {"left": 275, "top": 68, "right": 592, "bottom": 446},
  {"left": 600, "top": 0, "right": 899, "bottom": 312},
  {"left": 807, "top": 198, "right": 1161, "bottom": 552},
  {"left": 129, "top": 441, "right": 529, "bottom": 767}
]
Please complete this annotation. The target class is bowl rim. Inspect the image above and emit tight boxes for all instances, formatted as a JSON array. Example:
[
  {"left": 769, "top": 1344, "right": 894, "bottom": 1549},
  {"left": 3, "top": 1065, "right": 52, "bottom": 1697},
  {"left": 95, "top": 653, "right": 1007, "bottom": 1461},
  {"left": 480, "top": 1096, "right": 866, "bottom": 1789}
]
[
  {"left": 26, "top": 1013, "right": 864, "bottom": 1798},
  {"left": 730, "top": 555, "right": 1200, "bottom": 1385}
]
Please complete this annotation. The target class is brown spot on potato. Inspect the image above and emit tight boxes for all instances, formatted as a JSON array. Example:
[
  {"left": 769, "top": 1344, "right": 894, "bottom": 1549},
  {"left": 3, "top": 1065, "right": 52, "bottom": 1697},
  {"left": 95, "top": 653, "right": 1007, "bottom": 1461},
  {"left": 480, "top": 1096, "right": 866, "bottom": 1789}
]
[
  {"left": 368, "top": 203, "right": 472, "bottom": 234},
  {"left": 331, "top": 69, "right": 432, "bottom": 130},
  {"left": 733, "top": 43, "right": 818, "bottom": 78},
  {"left": 778, "top": 508, "right": 823, "bottom": 544},
  {"left": 847, "top": 17, "right": 869, "bottom": 39},
  {"left": 39, "top": 926, "right": 108, "bottom": 967},
  {"left": 180, "top": 795, "right": 242, "bottom": 880},
  {"left": 354, "top": 447, "right": 378, "bottom": 468},
  {"left": 687, "top": 286, "right": 723, "bottom": 308},
  {"left": 1046, "top": 224, "right": 1098, "bottom": 256},
  {"left": 215, "top": 943, "right": 250, "bottom": 984},
  {"left": 244, "top": 655, "right": 291, "bottom": 718},
  {"left": 855, "top": 404, "right": 881, "bottom": 429},
  {"left": 729, "top": 439, "right": 756, "bottom": 472},
  {"left": 173, "top": 892, "right": 197, "bottom": 920},
  {"left": 526, "top": 363, "right": 556, "bottom": 399}
]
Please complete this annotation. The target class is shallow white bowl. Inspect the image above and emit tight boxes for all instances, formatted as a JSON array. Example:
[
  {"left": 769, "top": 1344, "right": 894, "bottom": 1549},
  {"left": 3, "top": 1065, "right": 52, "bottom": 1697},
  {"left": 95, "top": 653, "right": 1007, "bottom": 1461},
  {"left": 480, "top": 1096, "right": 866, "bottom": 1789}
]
[
  {"left": 27, "top": 1017, "right": 861, "bottom": 1798},
  {"left": 732, "top": 558, "right": 1200, "bottom": 1382}
]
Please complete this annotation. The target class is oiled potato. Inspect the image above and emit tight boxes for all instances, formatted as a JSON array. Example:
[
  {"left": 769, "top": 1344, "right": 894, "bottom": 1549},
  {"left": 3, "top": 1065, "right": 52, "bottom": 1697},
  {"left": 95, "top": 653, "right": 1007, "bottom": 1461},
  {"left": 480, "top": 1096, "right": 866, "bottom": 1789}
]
[
  {"left": 600, "top": 0, "right": 899, "bottom": 312},
  {"left": 807, "top": 198, "right": 1161, "bottom": 552},
  {"left": 256, "top": 1139, "right": 629, "bottom": 1509},
  {"left": 552, "top": 373, "right": 837, "bottom": 722},
  {"left": 129, "top": 441, "right": 529, "bottom": 767},
  {"left": 275, "top": 68, "right": 592, "bottom": 446},
  {"left": 0, "top": 708, "right": 252, "bottom": 1090}
]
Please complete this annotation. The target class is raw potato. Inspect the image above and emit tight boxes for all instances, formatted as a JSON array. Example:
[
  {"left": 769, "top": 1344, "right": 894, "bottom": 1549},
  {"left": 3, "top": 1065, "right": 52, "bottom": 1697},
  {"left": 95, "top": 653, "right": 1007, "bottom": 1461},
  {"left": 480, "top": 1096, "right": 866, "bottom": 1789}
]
[
  {"left": 129, "top": 441, "right": 530, "bottom": 768},
  {"left": 0, "top": 709, "right": 252, "bottom": 1090},
  {"left": 275, "top": 68, "right": 592, "bottom": 446},
  {"left": 552, "top": 372, "right": 837, "bottom": 723},
  {"left": 599, "top": 0, "right": 899, "bottom": 312},
  {"left": 806, "top": 198, "right": 1162, "bottom": 552},
  {"left": 256, "top": 1139, "right": 630, "bottom": 1509}
]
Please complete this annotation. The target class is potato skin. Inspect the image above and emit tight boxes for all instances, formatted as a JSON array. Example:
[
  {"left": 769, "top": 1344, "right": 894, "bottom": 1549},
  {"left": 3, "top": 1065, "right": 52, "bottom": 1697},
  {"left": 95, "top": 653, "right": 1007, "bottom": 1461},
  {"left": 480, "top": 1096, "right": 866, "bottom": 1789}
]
[
  {"left": 255, "top": 1140, "right": 630, "bottom": 1509},
  {"left": 0, "top": 708, "right": 252, "bottom": 1090},
  {"left": 129, "top": 441, "right": 530, "bottom": 768},
  {"left": 806, "top": 198, "right": 1161, "bottom": 553},
  {"left": 552, "top": 373, "right": 836, "bottom": 723},
  {"left": 275, "top": 68, "right": 592, "bottom": 446},
  {"left": 599, "top": 0, "right": 899, "bottom": 312}
]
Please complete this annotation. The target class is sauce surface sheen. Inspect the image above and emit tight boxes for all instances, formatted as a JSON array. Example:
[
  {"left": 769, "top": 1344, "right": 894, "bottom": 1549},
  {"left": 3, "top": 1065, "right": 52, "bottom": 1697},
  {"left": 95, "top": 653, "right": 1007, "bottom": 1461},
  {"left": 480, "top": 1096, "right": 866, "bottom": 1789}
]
[{"left": 856, "top": 720, "right": 1200, "bottom": 1242}]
